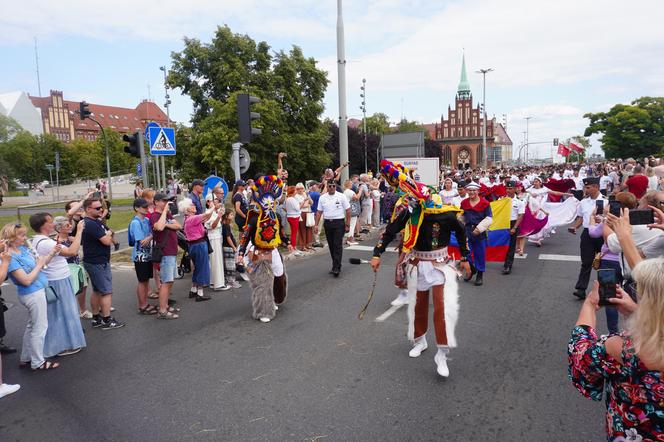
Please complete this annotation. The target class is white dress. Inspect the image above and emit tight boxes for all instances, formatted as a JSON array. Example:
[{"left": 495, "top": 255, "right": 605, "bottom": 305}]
[{"left": 205, "top": 211, "right": 226, "bottom": 289}]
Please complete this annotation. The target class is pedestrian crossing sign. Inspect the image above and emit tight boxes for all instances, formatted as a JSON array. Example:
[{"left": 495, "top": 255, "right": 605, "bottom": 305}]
[{"left": 149, "top": 126, "right": 176, "bottom": 156}]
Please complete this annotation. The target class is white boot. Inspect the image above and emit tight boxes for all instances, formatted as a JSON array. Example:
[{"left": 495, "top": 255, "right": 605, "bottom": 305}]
[
  {"left": 391, "top": 289, "right": 409, "bottom": 306},
  {"left": 408, "top": 335, "right": 428, "bottom": 358},
  {"left": 434, "top": 346, "right": 450, "bottom": 377}
]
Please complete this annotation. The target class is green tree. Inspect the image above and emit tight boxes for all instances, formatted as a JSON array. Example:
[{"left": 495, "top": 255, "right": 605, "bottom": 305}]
[
  {"left": 168, "top": 26, "right": 331, "bottom": 182},
  {"left": 584, "top": 96, "right": 664, "bottom": 159},
  {"left": 364, "top": 112, "right": 390, "bottom": 135},
  {"left": 393, "top": 119, "right": 429, "bottom": 139},
  {"left": 0, "top": 114, "right": 23, "bottom": 143}
]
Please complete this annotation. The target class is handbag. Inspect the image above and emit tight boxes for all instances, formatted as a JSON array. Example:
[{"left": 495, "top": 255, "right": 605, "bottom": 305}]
[
  {"left": 305, "top": 212, "right": 315, "bottom": 227},
  {"left": 350, "top": 199, "right": 361, "bottom": 217},
  {"left": 592, "top": 251, "right": 606, "bottom": 270},
  {"left": 205, "top": 234, "right": 213, "bottom": 254},
  {"left": 45, "top": 285, "right": 59, "bottom": 304},
  {"left": 151, "top": 235, "right": 167, "bottom": 263}
]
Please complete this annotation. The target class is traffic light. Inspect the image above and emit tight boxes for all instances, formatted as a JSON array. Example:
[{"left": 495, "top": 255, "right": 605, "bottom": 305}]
[
  {"left": 79, "top": 101, "right": 91, "bottom": 120},
  {"left": 123, "top": 132, "right": 140, "bottom": 157},
  {"left": 237, "top": 93, "right": 262, "bottom": 143}
]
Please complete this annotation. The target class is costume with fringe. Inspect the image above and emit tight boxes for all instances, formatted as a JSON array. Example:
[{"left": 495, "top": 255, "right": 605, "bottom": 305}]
[
  {"left": 238, "top": 176, "right": 290, "bottom": 321},
  {"left": 373, "top": 160, "right": 470, "bottom": 348}
]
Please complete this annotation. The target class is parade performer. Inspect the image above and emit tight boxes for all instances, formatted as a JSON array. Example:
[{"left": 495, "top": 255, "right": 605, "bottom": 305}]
[
  {"left": 460, "top": 182, "right": 493, "bottom": 286},
  {"left": 501, "top": 181, "right": 525, "bottom": 275},
  {"left": 371, "top": 160, "right": 470, "bottom": 378},
  {"left": 237, "top": 176, "right": 293, "bottom": 323}
]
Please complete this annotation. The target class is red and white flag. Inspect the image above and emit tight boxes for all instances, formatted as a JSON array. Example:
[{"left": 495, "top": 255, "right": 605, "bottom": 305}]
[
  {"left": 557, "top": 143, "right": 570, "bottom": 157},
  {"left": 569, "top": 143, "right": 584, "bottom": 153}
]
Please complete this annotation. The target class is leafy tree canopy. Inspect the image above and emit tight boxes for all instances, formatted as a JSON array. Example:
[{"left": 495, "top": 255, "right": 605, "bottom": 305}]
[
  {"left": 168, "top": 25, "right": 331, "bottom": 182},
  {"left": 584, "top": 96, "right": 664, "bottom": 159}
]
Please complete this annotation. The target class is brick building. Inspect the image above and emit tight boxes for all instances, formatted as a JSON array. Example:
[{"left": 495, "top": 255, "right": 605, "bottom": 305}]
[
  {"left": 28, "top": 90, "right": 169, "bottom": 143},
  {"left": 429, "top": 55, "right": 511, "bottom": 168}
]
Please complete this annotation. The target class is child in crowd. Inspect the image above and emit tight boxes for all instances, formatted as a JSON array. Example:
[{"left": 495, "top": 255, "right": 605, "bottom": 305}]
[{"left": 221, "top": 211, "right": 243, "bottom": 287}]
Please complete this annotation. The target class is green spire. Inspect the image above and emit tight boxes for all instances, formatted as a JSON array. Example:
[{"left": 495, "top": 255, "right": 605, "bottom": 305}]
[{"left": 457, "top": 52, "right": 471, "bottom": 98}]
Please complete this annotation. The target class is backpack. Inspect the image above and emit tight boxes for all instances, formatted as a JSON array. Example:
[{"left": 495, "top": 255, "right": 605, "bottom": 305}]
[{"left": 127, "top": 217, "right": 139, "bottom": 247}]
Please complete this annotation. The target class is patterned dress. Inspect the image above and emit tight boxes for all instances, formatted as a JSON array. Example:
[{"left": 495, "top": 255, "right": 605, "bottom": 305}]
[{"left": 568, "top": 325, "right": 664, "bottom": 441}]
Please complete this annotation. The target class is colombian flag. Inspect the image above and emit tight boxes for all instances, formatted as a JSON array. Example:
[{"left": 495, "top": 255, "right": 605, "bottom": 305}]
[{"left": 447, "top": 197, "right": 512, "bottom": 262}]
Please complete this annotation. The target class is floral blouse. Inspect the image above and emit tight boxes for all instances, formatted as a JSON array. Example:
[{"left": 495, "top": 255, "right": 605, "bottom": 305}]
[{"left": 568, "top": 325, "right": 664, "bottom": 441}]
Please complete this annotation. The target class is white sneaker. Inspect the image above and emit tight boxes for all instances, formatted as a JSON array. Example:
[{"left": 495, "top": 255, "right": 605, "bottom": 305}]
[
  {"left": 0, "top": 383, "right": 20, "bottom": 399},
  {"left": 259, "top": 317, "right": 271, "bottom": 323},
  {"left": 408, "top": 336, "right": 428, "bottom": 358},
  {"left": 239, "top": 273, "right": 250, "bottom": 282},
  {"left": 435, "top": 352, "right": 450, "bottom": 377},
  {"left": 79, "top": 310, "right": 93, "bottom": 319},
  {"left": 391, "top": 291, "right": 408, "bottom": 306},
  {"left": 231, "top": 281, "right": 242, "bottom": 289},
  {"left": 216, "top": 285, "right": 231, "bottom": 291}
]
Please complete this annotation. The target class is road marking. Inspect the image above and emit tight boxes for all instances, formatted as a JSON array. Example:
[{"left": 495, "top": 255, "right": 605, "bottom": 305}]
[
  {"left": 346, "top": 245, "right": 398, "bottom": 253},
  {"left": 375, "top": 304, "right": 404, "bottom": 322},
  {"left": 539, "top": 254, "right": 581, "bottom": 262}
]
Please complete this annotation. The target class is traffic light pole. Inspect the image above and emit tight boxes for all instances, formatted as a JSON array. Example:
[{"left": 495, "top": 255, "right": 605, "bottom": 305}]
[
  {"left": 139, "top": 133, "right": 149, "bottom": 188},
  {"left": 89, "top": 117, "right": 113, "bottom": 200},
  {"left": 232, "top": 142, "right": 242, "bottom": 182}
]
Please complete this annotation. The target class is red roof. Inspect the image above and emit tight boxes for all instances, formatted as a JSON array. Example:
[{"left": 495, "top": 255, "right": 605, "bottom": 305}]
[
  {"left": 29, "top": 92, "right": 170, "bottom": 134},
  {"left": 347, "top": 118, "right": 362, "bottom": 129}
]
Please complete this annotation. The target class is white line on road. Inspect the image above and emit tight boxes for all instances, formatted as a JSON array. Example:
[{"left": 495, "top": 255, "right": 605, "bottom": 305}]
[
  {"left": 346, "top": 245, "right": 398, "bottom": 253},
  {"left": 538, "top": 254, "right": 581, "bottom": 262},
  {"left": 375, "top": 304, "right": 404, "bottom": 322}
]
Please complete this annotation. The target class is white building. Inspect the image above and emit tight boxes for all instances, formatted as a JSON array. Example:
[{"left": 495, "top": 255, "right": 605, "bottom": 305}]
[{"left": 0, "top": 91, "right": 43, "bottom": 136}]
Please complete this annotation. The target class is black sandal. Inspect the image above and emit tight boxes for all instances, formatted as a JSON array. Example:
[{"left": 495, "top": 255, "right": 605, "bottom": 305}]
[
  {"left": 33, "top": 361, "right": 60, "bottom": 371},
  {"left": 138, "top": 304, "right": 158, "bottom": 315}
]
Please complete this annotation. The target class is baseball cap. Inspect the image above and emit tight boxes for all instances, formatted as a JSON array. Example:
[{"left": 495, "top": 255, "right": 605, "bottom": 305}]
[{"left": 154, "top": 192, "right": 169, "bottom": 201}]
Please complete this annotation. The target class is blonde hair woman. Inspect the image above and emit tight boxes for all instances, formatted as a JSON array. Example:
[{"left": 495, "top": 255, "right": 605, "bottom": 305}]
[
  {"left": 1, "top": 223, "right": 59, "bottom": 370},
  {"left": 568, "top": 257, "right": 664, "bottom": 439}
]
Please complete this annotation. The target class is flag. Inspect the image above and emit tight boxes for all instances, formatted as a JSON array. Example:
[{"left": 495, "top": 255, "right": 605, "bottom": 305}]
[
  {"left": 569, "top": 143, "right": 584, "bottom": 153},
  {"left": 447, "top": 197, "right": 512, "bottom": 262},
  {"left": 557, "top": 143, "right": 570, "bottom": 157},
  {"left": 543, "top": 178, "right": 576, "bottom": 202}
]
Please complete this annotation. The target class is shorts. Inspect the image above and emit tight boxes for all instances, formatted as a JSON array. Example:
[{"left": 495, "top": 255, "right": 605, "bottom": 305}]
[
  {"left": 159, "top": 255, "right": 178, "bottom": 283},
  {"left": 83, "top": 262, "right": 113, "bottom": 295},
  {"left": 134, "top": 261, "right": 153, "bottom": 283}
]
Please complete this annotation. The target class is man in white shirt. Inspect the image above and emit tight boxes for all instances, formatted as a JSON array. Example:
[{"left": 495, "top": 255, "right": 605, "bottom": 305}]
[
  {"left": 315, "top": 182, "right": 351, "bottom": 277},
  {"left": 568, "top": 177, "right": 605, "bottom": 299},
  {"left": 502, "top": 181, "right": 526, "bottom": 274}
]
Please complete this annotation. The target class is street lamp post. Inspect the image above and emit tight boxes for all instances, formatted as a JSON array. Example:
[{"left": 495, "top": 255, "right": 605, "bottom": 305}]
[
  {"left": 159, "top": 66, "right": 171, "bottom": 190},
  {"left": 360, "top": 78, "right": 367, "bottom": 173},
  {"left": 476, "top": 68, "right": 493, "bottom": 169},
  {"left": 524, "top": 116, "right": 532, "bottom": 164}
]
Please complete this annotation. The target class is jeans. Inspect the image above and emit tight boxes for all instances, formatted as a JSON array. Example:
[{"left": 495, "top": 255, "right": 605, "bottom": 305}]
[{"left": 19, "top": 289, "right": 48, "bottom": 369}]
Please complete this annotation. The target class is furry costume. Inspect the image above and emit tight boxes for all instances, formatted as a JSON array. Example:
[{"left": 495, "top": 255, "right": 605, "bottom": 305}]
[
  {"left": 374, "top": 160, "right": 470, "bottom": 348},
  {"left": 238, "top": 176, "right": 290, "bottom": 322}
]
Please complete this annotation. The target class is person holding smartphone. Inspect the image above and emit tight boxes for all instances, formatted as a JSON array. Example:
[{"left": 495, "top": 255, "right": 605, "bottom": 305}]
[
  {"left": 568, "top": 258, "right": 664, "bottom": 440},
  {"left": 568, "top": 177, "right": 606, "bottom": 300}
]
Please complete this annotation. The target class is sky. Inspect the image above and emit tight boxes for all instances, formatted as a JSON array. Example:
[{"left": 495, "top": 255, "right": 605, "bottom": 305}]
[{"left": 2, "top": 0, "right": 663, "bottom": 160}]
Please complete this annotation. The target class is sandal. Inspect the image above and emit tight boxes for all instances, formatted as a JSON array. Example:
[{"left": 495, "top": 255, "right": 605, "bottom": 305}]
[
  {"left": 157, "top": 310, "right": 179, "bottom": 320},
  {"left": 148, "top": 292, "right": 159, "bottom": 299},
  {"left": 167, "top": 306, "right": 181, "bottom": 313},
  {"left": 33, "top": 361, "right": 60, "bottom": 371},
  {"left": 138, "top": 304, "right": 158, "bottom": 315}
]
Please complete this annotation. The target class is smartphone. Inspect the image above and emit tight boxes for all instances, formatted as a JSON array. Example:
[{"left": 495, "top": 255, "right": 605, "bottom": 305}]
[
  {"left": 597, "top": 268, "right": 617, "bottom": 306},
  {"left": 595, "top": 200, "right": 604, "bottom": 215},
  {"left": 168, "top": 200, "right": 179, "bottom": 216},
  {"left": 629, "top": 208, "right": 654, "bottom": 225},
  {"left": 609, "top": 200, "right": 621, "bottom": 217}
]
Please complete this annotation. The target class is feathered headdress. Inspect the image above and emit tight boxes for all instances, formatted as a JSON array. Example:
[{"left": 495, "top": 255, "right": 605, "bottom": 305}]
[{"left": 251, "top": 175, "right": 284, "bottom": 219}]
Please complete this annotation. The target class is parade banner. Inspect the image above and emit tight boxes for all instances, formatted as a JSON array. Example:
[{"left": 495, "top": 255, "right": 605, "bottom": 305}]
[{"left": 448, "top": 197, "right": 512, "bottom": 262}]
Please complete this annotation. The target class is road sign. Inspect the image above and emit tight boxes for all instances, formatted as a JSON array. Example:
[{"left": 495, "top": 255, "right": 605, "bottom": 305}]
[
  {"left": 149, "top": 126, "right": 176, "bottom": 156},
  {"left": 239, "top": 147, "right": 251, "bottom": 174},
  {"left": 145, "top": 122, "right": 160, "bottom": 145}
]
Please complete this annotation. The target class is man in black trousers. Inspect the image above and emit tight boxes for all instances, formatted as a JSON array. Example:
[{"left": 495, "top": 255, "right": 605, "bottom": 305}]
[
  {"left": 502, "top": 181, "right": 525, "bottom": 275},
  {"left": 314, "top": 181, "right": 351, "bottom": 277}
]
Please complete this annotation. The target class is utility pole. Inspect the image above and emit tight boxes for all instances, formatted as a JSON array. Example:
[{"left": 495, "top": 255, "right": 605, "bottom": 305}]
[
  {"left": 336, "top": 0, "right": 349, "bottom": 182},
  {"left": 476, "top": 68, "right": 493, "bottom": 169},
  {"left": 524, "top": 116, "right": 532, "bottom": 164},
  {"left": 159, "top": 66, "right": 171, "bottom": 189},
  {"left": 360, "top": 78, "right": 367, "bottom": 173}
]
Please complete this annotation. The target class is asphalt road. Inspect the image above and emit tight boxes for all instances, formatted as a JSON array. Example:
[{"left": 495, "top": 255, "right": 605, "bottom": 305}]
[{"left": 0, "top": 230, "right": 606, "bottom": 441}]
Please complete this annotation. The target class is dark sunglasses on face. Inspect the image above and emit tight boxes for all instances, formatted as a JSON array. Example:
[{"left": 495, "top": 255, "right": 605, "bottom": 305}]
[{"left": 90, "top": 206, "right": 103, "bottom": 210}]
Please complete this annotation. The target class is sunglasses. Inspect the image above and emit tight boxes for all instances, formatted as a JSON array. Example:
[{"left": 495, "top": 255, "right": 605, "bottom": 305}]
[{"left": 90, "top": 206, "right": 103, "bottom": 210}]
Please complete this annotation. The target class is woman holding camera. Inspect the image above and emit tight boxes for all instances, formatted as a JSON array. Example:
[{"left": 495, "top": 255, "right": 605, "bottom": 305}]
[
  {"left": 180, "top": 198, "right": 215, "bottom": 301},
  {"left": 1, "top": 223, "right": 58, "bottom": 370},
  {"left": 30, "top": 213, "right": 87, "bottom": 357},
  {"left": 204, "top": 187, "right": 229, "bottom": 291},
  {"left": 568, "top": 257, "right": 664, "bottom": 440}
]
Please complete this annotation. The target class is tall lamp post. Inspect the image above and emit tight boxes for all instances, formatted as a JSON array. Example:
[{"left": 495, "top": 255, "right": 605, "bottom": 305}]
[
  {"left": 360, "top": 78, "right": 367, "bottom": 173},
  {"left": 524, "top": 116, "right": 532, "bottom": 164},
  {"left": 476, "top": 68, "right": 493, "bottom": 169},
  {"left": 159, "top": 66, "right": 171, "bottom": 189}
]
